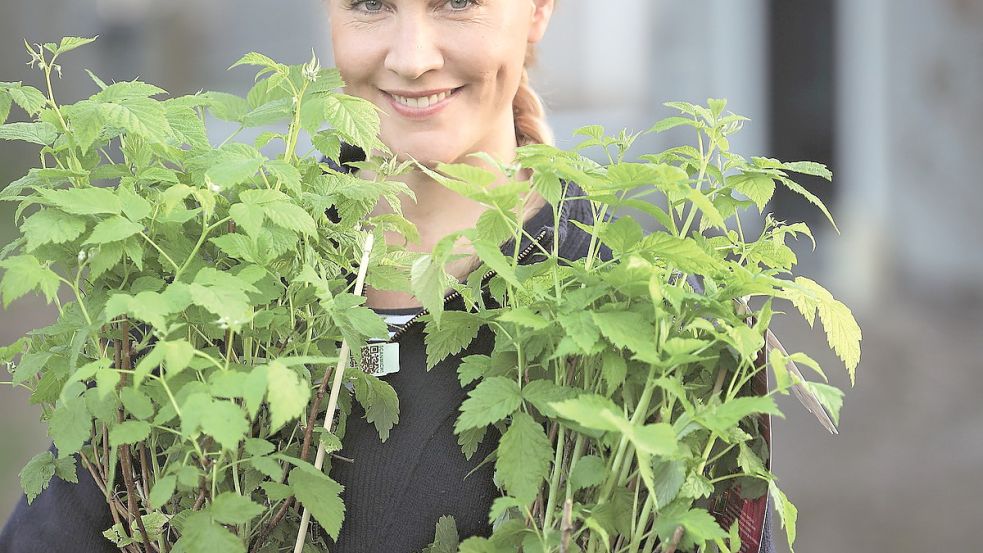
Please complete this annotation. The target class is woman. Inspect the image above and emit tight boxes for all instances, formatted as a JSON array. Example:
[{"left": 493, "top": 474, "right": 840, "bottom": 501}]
[{"left": 1, "top": 0, "right": 776, "bottom": 551}]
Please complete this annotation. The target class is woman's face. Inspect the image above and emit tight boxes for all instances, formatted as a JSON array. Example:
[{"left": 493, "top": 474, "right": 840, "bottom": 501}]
[{"left": 326, "top": 0, "right": 554, "bottom": 168}]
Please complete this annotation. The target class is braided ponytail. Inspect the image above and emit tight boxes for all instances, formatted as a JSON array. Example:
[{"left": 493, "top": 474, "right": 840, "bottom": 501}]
[{"left": 513, "top": 44, "right": 554, "bottom": 147}]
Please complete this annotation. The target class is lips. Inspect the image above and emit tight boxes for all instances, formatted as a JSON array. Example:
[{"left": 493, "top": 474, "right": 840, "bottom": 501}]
[{"left": 383, "top": 86, "right": 462, "bottom": 117}]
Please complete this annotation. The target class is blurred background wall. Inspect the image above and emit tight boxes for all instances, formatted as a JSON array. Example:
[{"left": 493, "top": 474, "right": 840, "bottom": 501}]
[{"left": 1, "top": 1, "right": 980, "bottom": 551}]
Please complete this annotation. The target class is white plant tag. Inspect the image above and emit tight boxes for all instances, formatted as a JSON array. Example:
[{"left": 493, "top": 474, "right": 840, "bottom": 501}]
[{"left": 357, "top": 342, "right": 400, "bottom": 377}]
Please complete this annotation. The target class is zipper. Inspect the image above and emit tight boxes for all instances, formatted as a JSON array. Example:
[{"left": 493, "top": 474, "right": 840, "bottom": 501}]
[{"left": 386, "top": 227, "right": 551, "bottom": 343}]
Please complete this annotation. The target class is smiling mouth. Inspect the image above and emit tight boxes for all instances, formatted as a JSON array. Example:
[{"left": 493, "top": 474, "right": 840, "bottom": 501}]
[{"left": 386, "top": 87, "right": 462, "bottom": 109}]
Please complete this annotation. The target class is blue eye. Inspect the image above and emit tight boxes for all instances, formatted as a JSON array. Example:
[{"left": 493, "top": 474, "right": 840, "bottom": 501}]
[{"left": 351, "top": 0, "right": 384, "bottom": 12}]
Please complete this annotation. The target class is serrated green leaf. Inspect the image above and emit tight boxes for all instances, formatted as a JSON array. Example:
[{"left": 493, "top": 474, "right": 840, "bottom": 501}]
[
  {"left": 7, "top": 85, "right": 47, "bottom": 116},
  {"left": 21, "top": 208, "right": 86, "bottom": 251},
  {"left": 351, "top": 370, "right": 400, "bottom": 441},
  {"left": 769, "top": 481, "right": 798, "bottom": 551},
  {"left": 454, "top": 377, "right": 521, "bottom": 433},
  {"left": 119, "top": 387, "right": 154, "bottom": 420},
  {"left": 0, "top": 122, "right": 58, "bottom": 145},
  {"left": 322, "top": 94, "right": 388, "bottom": 154},
  {"left": 495, "top": 411, "right": 552, "bottom": 504},
  {"left": 548, "top": 394, "right": 626, "bottom": 433},
  {"left": 568, "top": 455, "right": 606, "bottom": 493},
  {"left": 38, "top": 187, "right": 121, "bottom": 215},
  {"left": 730, "top": 173, "right": 776, "bottom": 213},
  {"left": 265, "top": 360, "right": 310, "bottom": 432},
  {"left": 200, "top": 400, "right": 249, "bottom": 451},
  {"left": 423, "top": 311, "right": 481, "bottom": 369},
  {"left": 0, "top": 255, "right": 60, "bottom": 307},
  {"left": 288, "top": 464, "right": 346, "bottom": 541},
  {"left": 521, "top": 380, "right": 578, "bottom": 418},
  {"left": 176, "top": 512, "right": 245, "bottom": 553},
  {"left": 19, "top": 451, "right": 64, "bottom": 504},
  {"left": 53, "top": 36, "right": 98, "bottom": 55},
  {"left": 700, "top": 396, "right": 783, "bottom": 437},
  {"left": 83, "top": 215, "right": 143, "bottom": 244},
  {"left": 148, "top": 474, "right": 176, "bottom": 508},
  {"left": 208, "top": 492, "right": 264, "bottom": 525},
  {"left": 783, "top": 277, "right": 862, "bottom": 382},
  {"left": 109, "top": 420, "right": 151, "bottom": 446}
]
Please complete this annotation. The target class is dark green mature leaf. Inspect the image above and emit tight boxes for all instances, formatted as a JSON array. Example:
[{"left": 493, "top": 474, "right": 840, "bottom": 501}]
[
  {"left": 109, "top": 420, "right": 151, "bottom": 446},
  {"left": 351, "top": 370, "right": 400, "bottom": 441},
  {"left": 521, "top": 380, "right": 578, "bottom": 418},
  {"left": 48, "top": 397, "right": 90, "bottom": 456},
  {"left": 288, "top": 464, "right": 346, "bottom": 541},
  {"left": 423, "top": 311, "right": 481, "bottom": 369},
  {"left": 422, "top": 515, "right": 460, "bottom": 553},
  {"left": 176, "top": 512, "right": 245, "bottom": 553},
  {"left": 568, "top": 455, "right": 606, "bottom": 493},
  {"left": 496, "top": 412, "right": 552, "bottom": 504},
  {"left": 19, "top": 452, "right": 55, "bottom": 504},
  {"left": 454, "top": 377, "right": 522, "bottom": 433},
  {"left": 208, "top": 492, "right": 264, "bottom": 525}
]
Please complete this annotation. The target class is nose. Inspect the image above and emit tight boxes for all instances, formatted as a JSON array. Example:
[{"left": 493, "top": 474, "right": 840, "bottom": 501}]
[{"left": 383, "top": 11, "right": 444, "bottom": 80}]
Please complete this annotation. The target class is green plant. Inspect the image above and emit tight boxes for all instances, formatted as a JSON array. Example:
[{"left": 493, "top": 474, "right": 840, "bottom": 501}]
[
  {"left": 410, "top": 105, "right": 860, "bottom": 553},
  {"left": 0, "top": 37, "right": 419, "bottom": 553},
  {"left": 0, "top": 37, "right": 861, "bottom": 553}
]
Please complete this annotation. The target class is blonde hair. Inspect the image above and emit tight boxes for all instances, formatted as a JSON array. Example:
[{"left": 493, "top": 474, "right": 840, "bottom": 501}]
[{"left": 513, "top": 44, "right": 554, "bottom": 147}]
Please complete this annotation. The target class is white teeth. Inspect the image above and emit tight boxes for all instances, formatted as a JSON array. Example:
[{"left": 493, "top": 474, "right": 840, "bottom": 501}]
[{"left": 392, "top": 90, "right": 450, "bottom": 109}]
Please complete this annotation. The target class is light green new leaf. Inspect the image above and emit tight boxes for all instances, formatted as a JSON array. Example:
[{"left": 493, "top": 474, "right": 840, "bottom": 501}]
[
  {"left": 730, "top": 173, "right": 776, "bottom": 213},
  {"left": 783, "top": 276, "right": 862, "bottom": 383},
  {"left": 769, "top": 481, "right": 798, "bottom": 551},
  {"left": 548, "top": 394, "right": 626, "bottom": 433},
  {"left": 288, "top": 464, "right": 346, "bottom": 541},
  {"left": 119, "top": 388, "right": 154, "bottom": 420},
  {"left": 208, "top": 492, "right": 264, "bottom": 525},
  {"left": 322, "top": 94, "right": 388, "bottom": 154},
  {"left": 0, "top": 122, "right": 58, "bottom": 145},
  {"left": 38, "top": 187, "right": 121, "bottom": 216},
  {"left": 471, "top": 239, "right": 521, "bottom": 288},
  {"left": 803, "top": 381, "right": 845, "bottom": 426},
  {"left": 200, "top": 400, "right": 249, "bottom": 451},
  {"left": 454, "top": 377, "right": 522, "bottom": 433},
  {"left": 21, "top": 209, "right": 86, "bottom": 251},
  {"left": 0, "top": 255, "right": 60, "bottom": 307},
  {"left": 265, "top": 360, "right": 310, "bottom": 432},
  {"left": 109, "top": 420, "right": 151, "bottom": 446},
  {"left": 495, "top": 411, "right": 552, "bottom": 504},
  {"left": 53, "top": 36, "right": 98, "bottom": 55},
  {"left": 700, "top": 396, "right": 783, "bottom": 437},
  {"left": 410, "top": 254, "right": 449, "bottom": 326},
  {"left": 83, "top": 215, "right": 143, "bottom": 244},
  {"left": 6, "top": 85, "right": 47, "bottom": 116}
]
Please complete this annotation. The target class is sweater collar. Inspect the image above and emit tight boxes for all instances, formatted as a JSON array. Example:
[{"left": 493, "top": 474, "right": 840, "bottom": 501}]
[{"left": 320, "top": 143, "right": 587, "bottom": 266}]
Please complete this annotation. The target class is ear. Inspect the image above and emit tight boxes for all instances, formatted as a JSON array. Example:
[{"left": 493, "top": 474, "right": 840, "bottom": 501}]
[{"left": 527, "top": 0, "right": 555, "bottom": 45}]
